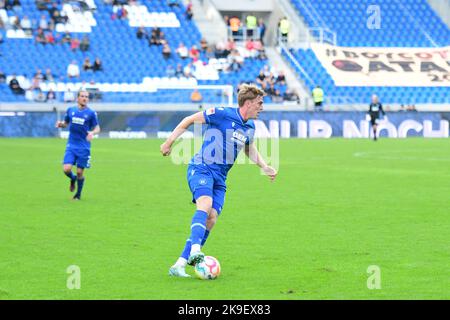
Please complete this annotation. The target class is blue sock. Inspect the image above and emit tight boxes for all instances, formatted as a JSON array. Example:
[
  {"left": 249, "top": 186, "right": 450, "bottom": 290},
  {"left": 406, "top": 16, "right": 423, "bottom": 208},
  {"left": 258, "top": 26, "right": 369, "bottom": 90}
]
[
  {"left": 190, "top": 210, "right": 208, "bottom": 246},
  {"left": 201, "top": 229, "right": 210, "bottom": 247},
  {"left": 180, "top": 239, "right": 191, "bottom": 260},
  {"left": 65, "top": 171, "right": 76, "bottom": 180},
  {"left": 75, "top": 177, "right": 85, "bottom": 197}
]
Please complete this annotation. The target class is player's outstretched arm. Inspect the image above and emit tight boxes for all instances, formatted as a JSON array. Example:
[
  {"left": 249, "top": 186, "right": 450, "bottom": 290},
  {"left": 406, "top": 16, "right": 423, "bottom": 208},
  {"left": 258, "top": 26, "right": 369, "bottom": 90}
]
[
  {"left": 245, "top": 143, "right": 278, "bottom": 181},
  {"left": 160, "top": 111, "right": 205, "bottom": 156}
]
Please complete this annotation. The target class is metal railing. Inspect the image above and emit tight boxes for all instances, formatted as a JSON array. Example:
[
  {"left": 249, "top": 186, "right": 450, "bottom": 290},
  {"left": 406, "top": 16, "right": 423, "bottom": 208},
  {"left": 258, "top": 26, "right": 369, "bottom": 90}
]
[{"left": 226, "top": 26, "right": 262, "bottom": 42}]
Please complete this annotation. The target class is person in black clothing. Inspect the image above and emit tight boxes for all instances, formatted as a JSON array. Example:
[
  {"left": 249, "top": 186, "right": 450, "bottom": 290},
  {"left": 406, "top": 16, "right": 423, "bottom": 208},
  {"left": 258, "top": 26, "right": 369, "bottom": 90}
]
[
  {"left": 9, "top": 75, "right": 25, "bottom": 95},
  {"left": 368, "top": 94, "right": 386, "bottom": 141}
]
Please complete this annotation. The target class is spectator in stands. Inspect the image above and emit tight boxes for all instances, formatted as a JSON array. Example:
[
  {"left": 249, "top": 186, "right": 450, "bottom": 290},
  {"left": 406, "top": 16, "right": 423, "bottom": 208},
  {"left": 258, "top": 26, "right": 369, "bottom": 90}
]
[
  {"left": 36, "top": 0, "right": 47, "bottom": 11},
  {"left": 11, "top": 15, "right": 20, "bottom": 30},
  {"left": 214, "top": 41, "right": 227, "bottom": 59},
  {"left": 46, "top": 89, "right": 57, "bottom": 103},
  {"left": 11, "top": 0, "right": 21, "bottom": 14},
  {"left": 272, "top": 89, "right": 283, "bottom": 103},
  {"left": 254, "top": 40, "right": 267, "bottom": 60},
  {"left": 205, "top": 46, "right": 215, "bottom": 60},
  {"left": 225, "top": 38, "right": 236, "bottom": 52},
  {"left": 227, "top": 50, "right": 243, "bottom": 72},
  {"left": 20, "top": 15, "right": 32, "bottom": 35},
  {"left": 190, "top": 89, "right": 203, "bottom": 103},
  {"left": 176, "top": 42, "right": 189, "bottom": 59},
  {"left": 224, "top": 15, "right": 230, "bottom": 28},
  {"left": 61, "top": 31, "right": 71, "bottom": 44},
  {"left": 175, "top": 64, "right": 184, "bottom": 77},
  {"left": 34, "top": 89, "right": 46, "bottom": 102},
  {"left": 185, "top": 0, "right": 193, "bottom": 20},
  {"left": 39, "top": 14, "right": 49, "bottom": 31},
  {"left": 0, "top": 16, "right": 4, "bottom": 30},
  {"left": 245, "top": 39, "right": 259, "bottom": 58},
  {"left": 278, "top": 17, "right": 290, "bottom": 43},
  {"left": 44, "top": 68, "right": 55, "bottom": 83},
  {"left": 52, "top": 11, "right": 65, "bottom": 25},
  {"left": 34, "top": 68, "right": 44, "bottom": 82},
  {"left": 407, "top": 104, "right": 417, "bottom": 112},
  {"left": 9, "top": 74, "right": 25, "bottom": 95},
  {"left": 161, "top": 41, "right": 172, "bottom": 60},
  {"left": 86, "top": 80, "right": 102, "bottom": 101},
  {"left": 189, "top": 45, "right": 200, "bottom": 61},
  {"left": 200, "top": 38, "right": 208, "bottom": 52},
  {"left": 166, "top": 65, "right": 175, "bottom": 77},
  {"left": 0, "top": 70, "right": 6, "bottom": 84},
  {"left": 93, "top": 57, "right": 103, "bottom": 72},
  {"left": 256, "top": 70, "right": 266, "bottom": 86},
  {"left": 153, "top": 26, "right": 161, "bottom": 38},
  {"left": 35, "top": 28, "right": 46, "bottom": 44},
  {"left": 64, "top": 88, "right": 76, "bottom": 103},
  {"left": 136, "top": 26, "right": 147, "bottom": 40},
  {"left": 312, "top": 85, "right": 324, "bottom": 111},
  {"left": 45, "top": 31, "right": 55, "bottom": 45},
  {"left": 261, "top": 64, "right": 271, "bottom": 78},
  {"left": 167, "top": 0, "right": 180, "bottom": 8},
  {"left": 148, "top": 30, "right": 159, "bottom": 46},
  {"left": 80, "top": 35, "right": 90, "bottom": 52},
  {"left": 276, "top": 70, "right": 286, "bottom": 84},
  {"left": 229, "top": 16, "right": 241, "bottom": 40},
  {"left": 265, "top": 82, "right": 276, "bottom": 97},
  {"left": 117, "top": 5, "right": 128, "bottom": 20},
  {"left": 183, "top": 62, "right": 193, "bottom": 78},
  {"left": 159, "top": 31, "right": 166, "bottom": 43},
  {"left": 67, "top": 60, "right": 80, "bottom": 79},
  {"left": 246, "top": 14, "right": 257, "bottom": 38},
  {"left": 70, "top": 37, "right": 80, "bottom": 51},
  {"left": 258, "top": 18, "right": 266, "bottom": 44},
  {"left": 48, "top": 2, "right": 59, "bottom": 22},
  {"left": 83, "top": 57, "right": 93, "bottom": 71}
]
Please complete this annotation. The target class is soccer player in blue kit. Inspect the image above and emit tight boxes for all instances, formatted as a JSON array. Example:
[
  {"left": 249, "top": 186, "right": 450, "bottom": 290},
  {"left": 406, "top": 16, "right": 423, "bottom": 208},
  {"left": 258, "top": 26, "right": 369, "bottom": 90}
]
[
  {"left": 160, "top": 84, "right": 278, "bottom": 277},
  {"left": 56, "top": 90, "right": 100, "bottom": 200}
]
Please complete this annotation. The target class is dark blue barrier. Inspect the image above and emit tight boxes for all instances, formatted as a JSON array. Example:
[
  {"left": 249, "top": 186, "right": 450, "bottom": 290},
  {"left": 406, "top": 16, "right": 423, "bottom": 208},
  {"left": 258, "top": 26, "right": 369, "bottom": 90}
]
[{"left": 0, "top": 110, "right": 448, "bottom": 138}]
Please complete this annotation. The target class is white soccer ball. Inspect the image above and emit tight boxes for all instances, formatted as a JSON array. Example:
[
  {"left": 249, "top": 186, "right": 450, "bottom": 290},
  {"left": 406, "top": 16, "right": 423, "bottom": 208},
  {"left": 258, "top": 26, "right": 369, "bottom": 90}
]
[{"left": 194, "top": 256, "right": 221, "bottom": 280}]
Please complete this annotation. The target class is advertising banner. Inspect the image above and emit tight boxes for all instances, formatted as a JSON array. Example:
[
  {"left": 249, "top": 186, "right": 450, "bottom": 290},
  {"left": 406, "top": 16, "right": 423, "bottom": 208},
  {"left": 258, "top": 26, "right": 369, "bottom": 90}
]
[
  {"left": 310, "top": 43, "right": 450, "bottom": 87},
  {"left": 0, "top": 111, "right": 448, "bottom": 138}
]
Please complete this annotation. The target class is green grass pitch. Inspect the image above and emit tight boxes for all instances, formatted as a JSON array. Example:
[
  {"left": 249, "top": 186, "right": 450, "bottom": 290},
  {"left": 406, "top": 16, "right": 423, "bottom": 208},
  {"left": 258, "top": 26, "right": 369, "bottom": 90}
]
[{"left": 0, "top": 138, "right": 449, "bottom": 300}]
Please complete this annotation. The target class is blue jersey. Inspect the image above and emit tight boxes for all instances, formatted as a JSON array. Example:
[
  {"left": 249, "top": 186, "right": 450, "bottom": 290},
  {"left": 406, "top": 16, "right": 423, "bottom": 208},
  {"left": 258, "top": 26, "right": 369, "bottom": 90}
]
[
  {"left": 190, "top": 107, "right": 255, "bottom": 175},
  {"left": 64, "top": 106, "right": 99, "bottom": 150}
]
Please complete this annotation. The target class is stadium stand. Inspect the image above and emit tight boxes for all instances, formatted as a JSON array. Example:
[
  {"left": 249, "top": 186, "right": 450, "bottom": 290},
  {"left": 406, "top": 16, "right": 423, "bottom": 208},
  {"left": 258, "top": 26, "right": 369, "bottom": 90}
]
[
  {"left": 285, "top": 0, "right": 450, "bottom": 104},
  {"left": 0, "top": 0, "right": 285, "bottom": 104}
]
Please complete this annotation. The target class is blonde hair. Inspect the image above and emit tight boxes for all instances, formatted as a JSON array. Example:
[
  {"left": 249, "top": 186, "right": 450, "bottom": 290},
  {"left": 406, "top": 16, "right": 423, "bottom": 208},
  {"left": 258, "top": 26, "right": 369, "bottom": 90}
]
[{"left": 237, "top": 84, "right": 265, "bottom": 107}]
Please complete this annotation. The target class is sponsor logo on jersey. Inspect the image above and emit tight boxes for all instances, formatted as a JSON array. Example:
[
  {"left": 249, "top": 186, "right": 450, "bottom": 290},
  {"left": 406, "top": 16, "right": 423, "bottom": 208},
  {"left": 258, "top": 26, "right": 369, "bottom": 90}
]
[
  {"left": 72, "top": 117, "right": 86, "bottom": 125},
  {"left": 206, "top": 108, "right": 215, "bottom": 115},
  {"left": 231, "top": 131, "right": 248, "bottom": 145}
]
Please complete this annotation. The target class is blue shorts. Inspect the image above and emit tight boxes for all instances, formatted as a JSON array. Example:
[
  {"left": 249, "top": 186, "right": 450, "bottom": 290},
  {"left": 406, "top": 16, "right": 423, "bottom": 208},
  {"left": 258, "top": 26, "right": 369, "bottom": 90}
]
[
  {"left": 187, "top": 164, "right": 226, "bottom": 215},
  {"left": 63, "top": 148, "right": 91, "bottom": 169}
]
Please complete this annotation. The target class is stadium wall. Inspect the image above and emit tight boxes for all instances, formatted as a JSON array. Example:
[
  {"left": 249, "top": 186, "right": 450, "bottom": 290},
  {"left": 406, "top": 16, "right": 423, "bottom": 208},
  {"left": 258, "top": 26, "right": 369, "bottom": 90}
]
[{"left": 0, "top": 111, "right": 448, "bottom": 138}]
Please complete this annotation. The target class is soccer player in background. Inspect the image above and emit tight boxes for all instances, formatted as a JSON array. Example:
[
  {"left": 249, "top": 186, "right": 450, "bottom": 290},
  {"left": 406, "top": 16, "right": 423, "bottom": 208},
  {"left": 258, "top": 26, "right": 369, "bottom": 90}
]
[
  {"left": 160, "top": 84, "right": 278, "bottom": 277},
  {"left": 55, "top": 90, "right": 100, "bottom": 200},
  {"left": 368, "top": 94, "right": 385, "bottom": 141}
]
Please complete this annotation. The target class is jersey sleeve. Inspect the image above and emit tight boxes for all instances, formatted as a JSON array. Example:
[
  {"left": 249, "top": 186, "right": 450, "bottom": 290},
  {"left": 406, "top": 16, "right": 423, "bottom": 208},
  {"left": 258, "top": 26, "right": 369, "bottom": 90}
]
[
  {"left": 203, "top": 107, "right": 226, "bottom": 126},
  {"left": 64, "top": 108, "right": 71, "bottom": 123},
  {"left": 90, "top": 111, "right": 99, "bottom": 129}
]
